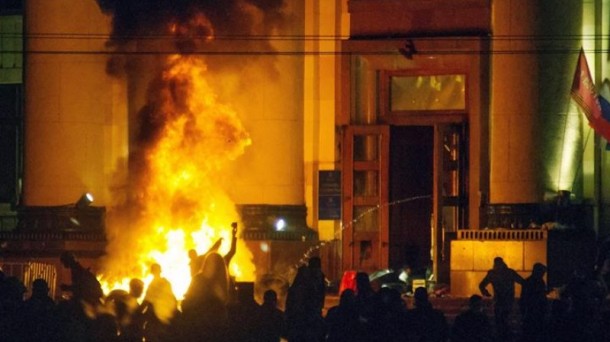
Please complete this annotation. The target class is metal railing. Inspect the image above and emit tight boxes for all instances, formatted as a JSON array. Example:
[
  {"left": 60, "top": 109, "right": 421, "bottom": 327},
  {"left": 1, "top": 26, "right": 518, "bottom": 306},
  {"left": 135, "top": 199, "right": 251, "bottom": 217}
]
[
  {"left": 1, "top": 262, "right": 57, "bottom": 299},
  {"left": 243, "top": 230, "right": 318, "bottom": 241},
  {"left": 0, "top": 231, "right": 106, "bottom": 241},
  {"left": 457, "top": 228, "right": 547, "bottom": 241}
]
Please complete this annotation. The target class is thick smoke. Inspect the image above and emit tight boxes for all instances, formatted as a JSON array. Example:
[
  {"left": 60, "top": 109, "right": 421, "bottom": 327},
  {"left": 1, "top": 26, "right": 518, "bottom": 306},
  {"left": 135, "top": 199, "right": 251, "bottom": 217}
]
[
  {"left": 96, "top": 0, "right": 288, "bottom": 184},
  {"left": 97, "top": 0, "right": 287, "bottom": 58}
]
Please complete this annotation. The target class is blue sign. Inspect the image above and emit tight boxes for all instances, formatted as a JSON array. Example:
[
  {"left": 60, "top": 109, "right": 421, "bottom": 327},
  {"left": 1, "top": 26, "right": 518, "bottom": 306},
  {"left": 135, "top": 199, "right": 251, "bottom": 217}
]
[{"left": 318, "top": 170, "right": 341, "bottom": 220}]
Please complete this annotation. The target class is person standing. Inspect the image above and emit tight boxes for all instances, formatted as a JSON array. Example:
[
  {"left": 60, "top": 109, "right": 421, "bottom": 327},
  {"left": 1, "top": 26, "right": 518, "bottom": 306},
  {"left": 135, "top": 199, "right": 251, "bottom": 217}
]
[
  {"left": 258, "top": 289, "right": 286, "bottom": 342},
  {"left": 144, "top": 263, "right": 177, "bottom": 320},
  {"left": 519, "top": 263, "right": 549, "bottom": 342},
  {"left": 451, "top": 294, "right": 493, "bottom": 342},
  {"left": 405, "top": 287, "right": 449, "bottom": 342},
  {"left": 59, "top": 251, "right": 104, "bottom": 306},
  {"left": 478, "top": 256, "right": 524, "bottom": 340}
]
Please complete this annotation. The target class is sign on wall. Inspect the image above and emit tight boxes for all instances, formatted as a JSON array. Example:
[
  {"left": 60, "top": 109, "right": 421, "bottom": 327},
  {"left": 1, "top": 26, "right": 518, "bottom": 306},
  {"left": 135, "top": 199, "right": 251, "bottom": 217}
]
[{"left": 318, "top": 170, "right": 341, "bottom": 220}]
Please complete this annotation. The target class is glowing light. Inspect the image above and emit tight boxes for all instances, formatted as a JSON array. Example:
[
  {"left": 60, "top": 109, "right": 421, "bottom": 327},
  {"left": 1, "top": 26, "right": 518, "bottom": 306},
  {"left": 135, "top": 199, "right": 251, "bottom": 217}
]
[
  {"left": 552, "top": 101, "right": 583, "bottom": 191},
  {"left": 76, "top": 192, "right": 94, "bottom": 208},
  {"left": 275, "top": 218, "right": 286, "bottom": 231}
]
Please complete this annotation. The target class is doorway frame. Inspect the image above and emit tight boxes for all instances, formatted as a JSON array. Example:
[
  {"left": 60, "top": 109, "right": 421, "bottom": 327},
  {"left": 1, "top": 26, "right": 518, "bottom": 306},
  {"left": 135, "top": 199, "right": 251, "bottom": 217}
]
[{"left": 341, "top": 68, "right": 471, "bottom": 282}]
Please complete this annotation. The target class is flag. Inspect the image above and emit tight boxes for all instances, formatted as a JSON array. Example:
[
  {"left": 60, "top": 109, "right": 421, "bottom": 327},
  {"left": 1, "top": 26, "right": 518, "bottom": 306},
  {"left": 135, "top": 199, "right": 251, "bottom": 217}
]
[
  {"left": 570, "top": 48, "right": 610, "bottom": 141},
  {"left": 599, "top": 80, "right": 610, "bottom": 122}
]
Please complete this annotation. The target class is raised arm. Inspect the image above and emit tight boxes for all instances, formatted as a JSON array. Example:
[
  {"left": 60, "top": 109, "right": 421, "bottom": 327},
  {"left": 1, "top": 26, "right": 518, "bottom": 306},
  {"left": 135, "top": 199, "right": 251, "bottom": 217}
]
[
  {"left": 512, "top": 269, "right": 526, "bottom": 285},
  {"left": 224, "top": 222, "right": 238, "bottom": 266}
]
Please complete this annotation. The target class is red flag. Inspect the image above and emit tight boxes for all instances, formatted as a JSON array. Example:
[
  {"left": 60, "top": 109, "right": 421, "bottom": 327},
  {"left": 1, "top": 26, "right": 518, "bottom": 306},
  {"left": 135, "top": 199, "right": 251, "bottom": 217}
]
[{"left": 571, "top": 48, "right": 610, "bottom": 141}]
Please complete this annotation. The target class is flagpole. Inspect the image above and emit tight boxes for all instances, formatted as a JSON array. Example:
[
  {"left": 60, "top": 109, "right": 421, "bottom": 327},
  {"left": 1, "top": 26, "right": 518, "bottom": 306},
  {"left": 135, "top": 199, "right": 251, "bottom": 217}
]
[
  {"left": 591, "top": 1, "right": 603, "bottom": 233},
  {"left": 569, "top": 126, "right": 593, "bottom": 193}
]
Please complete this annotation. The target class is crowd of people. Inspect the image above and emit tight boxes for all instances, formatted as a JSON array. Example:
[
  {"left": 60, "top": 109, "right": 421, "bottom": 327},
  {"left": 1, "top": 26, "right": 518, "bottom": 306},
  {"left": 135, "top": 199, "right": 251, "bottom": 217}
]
[{"left": 2, "top": 247, "right": 610, "bottom": 341}]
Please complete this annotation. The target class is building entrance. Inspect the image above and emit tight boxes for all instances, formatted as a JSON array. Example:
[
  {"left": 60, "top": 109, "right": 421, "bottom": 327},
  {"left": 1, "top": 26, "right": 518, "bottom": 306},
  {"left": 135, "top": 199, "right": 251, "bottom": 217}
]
[
  {"left": 389, "top": 126, "right": 433, "bottom": 275},
  {"left": 341, "top": 123, "right": 466, "bottom": 284}
]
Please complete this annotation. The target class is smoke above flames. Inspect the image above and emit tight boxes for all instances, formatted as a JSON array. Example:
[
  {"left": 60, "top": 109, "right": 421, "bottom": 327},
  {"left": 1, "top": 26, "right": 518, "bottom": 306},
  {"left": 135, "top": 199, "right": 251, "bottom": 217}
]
[
  {"left": 94, "top": 0, "right": 287, "bottom": 296},
  {"left": 97, "top": 0, "right": 287, "bottom": 60}
]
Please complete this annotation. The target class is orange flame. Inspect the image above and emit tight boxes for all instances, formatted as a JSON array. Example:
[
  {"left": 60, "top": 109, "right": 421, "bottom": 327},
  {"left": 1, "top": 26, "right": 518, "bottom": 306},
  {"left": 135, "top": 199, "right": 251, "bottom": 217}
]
[{"left": 100, "top": 55, "right": 254, "bottom": 304}]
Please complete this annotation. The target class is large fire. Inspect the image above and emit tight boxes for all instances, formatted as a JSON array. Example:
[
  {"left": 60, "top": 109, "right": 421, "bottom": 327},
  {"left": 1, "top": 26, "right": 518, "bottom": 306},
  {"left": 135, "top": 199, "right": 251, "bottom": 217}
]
[{"left": 99, "top": 53, "right": 255, "bottom": 305}]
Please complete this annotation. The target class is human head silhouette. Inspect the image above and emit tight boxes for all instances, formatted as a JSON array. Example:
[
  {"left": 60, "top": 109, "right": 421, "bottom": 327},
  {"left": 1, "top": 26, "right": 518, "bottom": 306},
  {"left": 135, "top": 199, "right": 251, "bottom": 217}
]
[
  {"left": 468, "top": 294, "right": 483, "bottom": 311},
  {"left": 150, "top": 263, "right": 162, "bottom": 277},
  {"left": 493, "top": 257, "right": 506, "bottom": 269},
  {"left": 129, "top": 278, "right": 144, "bottom": 298},
  {"left": 413, "top": 287, "right": 430, "bottom": 307},
  {"left": 532, "top": 263, "right": 547, "bottom": 277},
  {"left": 31, "top": 278, "right": 49, "bottom": 297},
  {"left": 308, "top": 256, "right": 321, "bottom": 269},
  {"left": 188, "top": 249, "right": 197, "bottom": 260},
  {"left": 60, "top": 251, "right": 77, "bottom": 268}
]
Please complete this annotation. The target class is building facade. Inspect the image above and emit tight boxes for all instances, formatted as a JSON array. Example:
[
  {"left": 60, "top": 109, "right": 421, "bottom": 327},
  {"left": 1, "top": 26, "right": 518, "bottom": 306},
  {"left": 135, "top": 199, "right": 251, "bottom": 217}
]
[{"left": 0, "top": 0, "right": 609, "bottom": 297}]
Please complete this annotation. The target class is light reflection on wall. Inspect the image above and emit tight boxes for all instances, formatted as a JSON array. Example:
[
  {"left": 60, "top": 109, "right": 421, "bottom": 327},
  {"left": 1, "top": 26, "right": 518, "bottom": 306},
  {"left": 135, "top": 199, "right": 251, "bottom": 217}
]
[{"left": 554, "top": 101, "right": 584, "bottom": 192}]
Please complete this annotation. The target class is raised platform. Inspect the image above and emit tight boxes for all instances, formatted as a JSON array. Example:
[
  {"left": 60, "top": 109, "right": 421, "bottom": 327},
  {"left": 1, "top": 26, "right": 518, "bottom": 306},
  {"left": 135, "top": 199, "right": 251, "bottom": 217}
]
[{"left": 450, "top": 228, "right": 547, "bottom": 298}]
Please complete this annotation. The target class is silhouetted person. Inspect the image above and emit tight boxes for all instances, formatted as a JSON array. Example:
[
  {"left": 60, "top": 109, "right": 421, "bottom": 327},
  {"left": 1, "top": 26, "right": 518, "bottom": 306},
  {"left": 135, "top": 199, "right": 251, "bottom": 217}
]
[
  {"left": 519, "top": 263, "right": 549, "bottom": 342},
  {"left": 189, "top": 222, "right": 239, "bottom": 277},
  {"left": 124, "top": 278, "right": 146, "bottom": 340},
  {"left": 18, "top": 278, "right": 58, "bottom": 342},
  {"left": 59, "top": 251, "right": 104, "bottom": 306},
  {"left": 129, "top": 277, "right": 144, "bottom": 300},
  {"left": 228, "top": 282, "right": 263, "bottom": 341},
  {"left": 354, "top": 271, "right": 375, "bottom": 305},
  {"left": 374, "top": 287, "right": 410, "bottom": 341},
  {"left": 405, "top": 287, "right": 449, "bottom": 342},
  {"left": 451, "top": 294, "right": 493, "bottom": 342},
  {"left": 0, "top": 276, "right": 26, "bottom": 341},
  {"left": 142, "top": 263, "right": 177, "bottom": 342},
  {"left": 54, "top": 253, "right": 104, "bottom": 340},
  {"left": 350, "top": 271, "right": 384, "bottom": 341},
  {"left": 308, "top": 256, "right": 326, "bottom": 315},
  {"left": 398, "top": 264, "right": 415, "bottom": 294},
  {"left": 188, "top": 238, "right": 222, "bottom": 276},
  {"left": 325, "top": 289, "right": 360, "bottom": 342},
  {"left": 258, "top": 289, "right": 286, "bottom": 342},
  {"left": 285, "top": 265, "right": 325, "bottom": 342},
  {"left": 181, "top": 252, "right": 230, "bottom": 342},
  {"left": 188, "top": 248, "right": 204, "bottom": 277},
  {"left": 479, "top": 256, "right": 524, "bottom": 340},
  {"left": 106, "top": 278, "right": 145, "bottom": 341}
]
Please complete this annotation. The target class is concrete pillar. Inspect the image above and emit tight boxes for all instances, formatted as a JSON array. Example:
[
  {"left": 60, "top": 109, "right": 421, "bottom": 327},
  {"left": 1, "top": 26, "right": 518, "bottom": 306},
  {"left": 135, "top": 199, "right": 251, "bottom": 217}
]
[
  {"left": 23, "top": 0, "right": 127, "bottom": 206},
  {"left": 490, "top": 0, "right": 582, "bottom": 203}
]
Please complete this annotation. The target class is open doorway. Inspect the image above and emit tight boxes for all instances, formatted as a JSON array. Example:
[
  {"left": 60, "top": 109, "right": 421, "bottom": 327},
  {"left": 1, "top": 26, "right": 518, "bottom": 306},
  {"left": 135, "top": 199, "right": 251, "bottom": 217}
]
[{"left": 389, "top": 126, "right": 433, "bottom": 277}]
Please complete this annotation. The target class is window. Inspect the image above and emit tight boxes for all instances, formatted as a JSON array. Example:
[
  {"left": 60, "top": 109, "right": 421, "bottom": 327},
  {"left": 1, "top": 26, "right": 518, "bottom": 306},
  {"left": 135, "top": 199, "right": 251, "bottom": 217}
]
[
  {"left": 390, "top": 74, "right": 466, "bottom": 111},
  {"left": 379, "top": 72, "right": 468, "bottom": 124}
]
